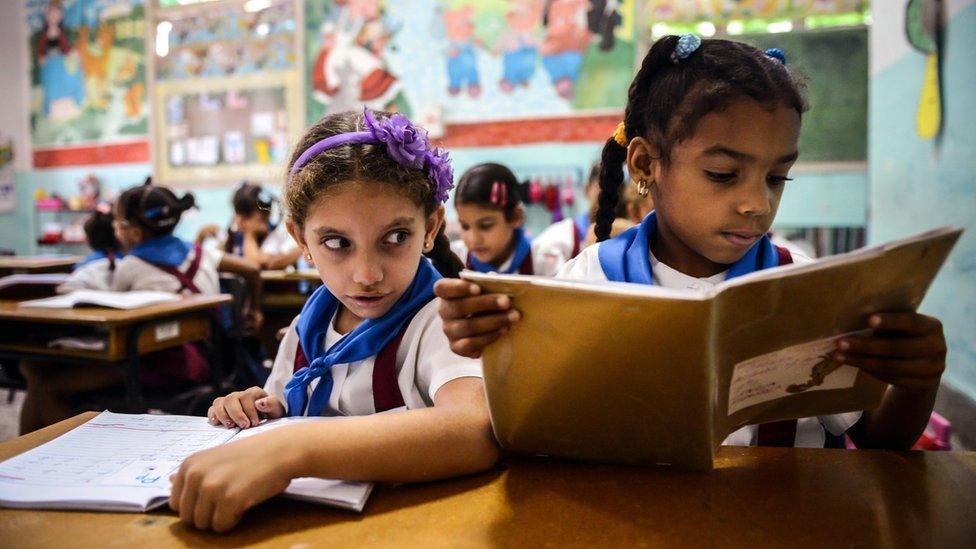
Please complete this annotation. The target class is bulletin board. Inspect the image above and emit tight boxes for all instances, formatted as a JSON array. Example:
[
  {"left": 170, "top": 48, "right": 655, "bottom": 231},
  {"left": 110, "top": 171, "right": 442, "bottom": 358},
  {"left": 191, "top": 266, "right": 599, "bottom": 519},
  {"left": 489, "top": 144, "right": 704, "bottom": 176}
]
[
  {"left": 152, "top": 71, "right": 303, "bottom": 184},
  {"left": 150, "top": 0, "right": 303, "bottom": 185}
]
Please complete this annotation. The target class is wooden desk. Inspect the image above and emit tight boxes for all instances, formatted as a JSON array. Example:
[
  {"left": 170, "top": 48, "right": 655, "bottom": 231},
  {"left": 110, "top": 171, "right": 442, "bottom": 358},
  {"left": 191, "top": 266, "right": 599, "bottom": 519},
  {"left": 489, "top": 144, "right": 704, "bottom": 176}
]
[
  {"left": 0, "top": 256, "right": 81, "bottom": 276},
  {"left": 259, "top": 270, "right": 320, "bottom": 350},
  {"left": 0, "top": 295, "right": 230, "bottom": 411},
  {"left": 260, "top": 269, "right": 321, "bottom": 283},
  {"left": 2, "top": 413, "right": 974, "bottom": 547}
]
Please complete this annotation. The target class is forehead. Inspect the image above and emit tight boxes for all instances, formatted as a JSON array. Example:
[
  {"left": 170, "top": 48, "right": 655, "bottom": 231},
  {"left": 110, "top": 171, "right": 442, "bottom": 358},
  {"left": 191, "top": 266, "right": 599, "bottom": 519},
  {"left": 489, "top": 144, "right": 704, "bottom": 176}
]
[
  {"left": 456, "top": 202, "right": 505, "bottom": 221},
  {"left": 677, "top": 97, "right": 801, "bottom": 161},
  {"left": 305, "top": 180, "right": 424, "bottom": 230}
]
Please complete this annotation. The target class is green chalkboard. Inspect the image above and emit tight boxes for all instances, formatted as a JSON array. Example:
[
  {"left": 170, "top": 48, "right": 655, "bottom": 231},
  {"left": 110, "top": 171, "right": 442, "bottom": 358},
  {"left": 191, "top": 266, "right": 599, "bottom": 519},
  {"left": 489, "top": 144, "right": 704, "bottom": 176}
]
[{"left": 741, "top": 27, "right": 868, "bottom": 162}]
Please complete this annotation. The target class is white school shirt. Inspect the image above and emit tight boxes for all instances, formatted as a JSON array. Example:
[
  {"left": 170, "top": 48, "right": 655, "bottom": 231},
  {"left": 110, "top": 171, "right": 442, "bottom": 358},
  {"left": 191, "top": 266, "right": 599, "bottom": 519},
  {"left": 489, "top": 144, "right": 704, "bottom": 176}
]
[
  {"left": 260, "top": 223, "right": 300, "bottom": 255},
  {"left": 556, "top": 242, "right": 862, "bottom": 448},
  {"left": 58, "top": 258, "right": 114, "bottom": 293},
  {"left": 110, "top": 246, "right": 224, "bottom": 296},
  {"left": 264, "top": 298, "right": 483, "bottom": 416},
  {"left": 452, "top": 232, "right": 568, "bottom": 277}
]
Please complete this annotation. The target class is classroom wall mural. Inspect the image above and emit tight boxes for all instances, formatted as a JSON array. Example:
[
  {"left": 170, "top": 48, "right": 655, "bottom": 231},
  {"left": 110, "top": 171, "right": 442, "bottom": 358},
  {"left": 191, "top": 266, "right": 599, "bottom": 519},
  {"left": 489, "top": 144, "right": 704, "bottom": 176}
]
[
  {"left": 642, "top": 0, "right": 867, "bottom": 23},
  {"left": 304, "top": 0, "right": 636, "bottom": 125},
  {"left": 26, "top": 0, "right": 148, "bottom": 163}
]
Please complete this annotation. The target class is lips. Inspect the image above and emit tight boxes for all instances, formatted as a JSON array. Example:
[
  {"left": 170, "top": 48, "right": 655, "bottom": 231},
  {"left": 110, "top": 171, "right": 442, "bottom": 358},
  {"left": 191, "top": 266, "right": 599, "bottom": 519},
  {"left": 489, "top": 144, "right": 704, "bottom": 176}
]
[
  {"left": 347, "top": 294, "right": 390, "bottom": 309},
  {"left": 721, "top": 230, "right": 761, "bottom": 247}
]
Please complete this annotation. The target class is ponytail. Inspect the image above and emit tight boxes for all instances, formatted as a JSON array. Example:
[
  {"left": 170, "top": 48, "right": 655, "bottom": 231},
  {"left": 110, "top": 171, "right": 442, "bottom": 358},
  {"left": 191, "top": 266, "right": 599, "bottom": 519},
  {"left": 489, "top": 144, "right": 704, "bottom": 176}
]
[
  {"left": 118, "top": 183, "right": 196, "bottom": 237},
  {"left": 424, "top": 223, "right": 463, "bottom": 278}
]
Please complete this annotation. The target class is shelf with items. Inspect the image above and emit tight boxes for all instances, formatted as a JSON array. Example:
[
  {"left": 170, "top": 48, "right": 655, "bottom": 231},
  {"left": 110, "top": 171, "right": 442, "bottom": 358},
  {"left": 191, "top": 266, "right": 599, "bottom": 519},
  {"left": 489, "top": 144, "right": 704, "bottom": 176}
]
[{"left": 34, "top": 206, "right": 94, "bottom": 255}]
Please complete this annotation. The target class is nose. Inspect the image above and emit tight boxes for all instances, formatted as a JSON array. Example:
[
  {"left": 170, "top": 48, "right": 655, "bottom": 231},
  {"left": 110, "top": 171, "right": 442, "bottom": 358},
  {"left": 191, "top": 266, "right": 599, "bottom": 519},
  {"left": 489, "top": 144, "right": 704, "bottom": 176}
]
[
  {"left": 736, "top": 177, "right": 773, "bottom": 218},
  {"left": 351, "top": 249, "right": 383, "bottom": 287}
]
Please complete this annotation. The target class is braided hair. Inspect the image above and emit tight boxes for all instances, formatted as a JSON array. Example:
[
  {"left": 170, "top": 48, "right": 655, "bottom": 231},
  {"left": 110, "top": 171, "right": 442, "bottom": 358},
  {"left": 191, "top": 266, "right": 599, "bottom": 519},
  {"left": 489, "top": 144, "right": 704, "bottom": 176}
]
[{"left": 594, "top": 36, "right": 808, "bottom": 241}]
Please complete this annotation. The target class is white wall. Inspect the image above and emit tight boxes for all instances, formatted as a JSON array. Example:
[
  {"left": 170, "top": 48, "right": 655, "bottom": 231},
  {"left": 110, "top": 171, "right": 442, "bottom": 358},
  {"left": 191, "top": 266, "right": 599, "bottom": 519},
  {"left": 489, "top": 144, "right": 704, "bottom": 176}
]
[{"left": 0, "top": 1, "right": 30, "bottom": 171}]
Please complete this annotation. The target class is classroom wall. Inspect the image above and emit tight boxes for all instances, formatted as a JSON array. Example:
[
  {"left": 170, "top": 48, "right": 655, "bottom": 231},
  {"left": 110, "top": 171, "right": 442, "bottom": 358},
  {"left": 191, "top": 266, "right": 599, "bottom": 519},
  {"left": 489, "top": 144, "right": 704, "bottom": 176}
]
[{"left": 869, "top": 0, "right": 976, "bottom": 400}]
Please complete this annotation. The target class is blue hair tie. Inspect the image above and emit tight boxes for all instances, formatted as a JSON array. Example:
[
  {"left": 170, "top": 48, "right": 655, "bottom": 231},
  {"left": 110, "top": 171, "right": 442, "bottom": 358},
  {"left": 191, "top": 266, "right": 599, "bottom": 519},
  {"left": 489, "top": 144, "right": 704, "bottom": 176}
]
[
  {"left": 144, "top": 206, "right": 167, "bottom": 220},
  {"left": 764, "top": 48, "right": 787, "bottom": 65},
  {"left": 671, "top": 33, "right": 701, "bottom": 64},
  {"left": 258, "top": 189, "right": 274, "bottom": 205}
]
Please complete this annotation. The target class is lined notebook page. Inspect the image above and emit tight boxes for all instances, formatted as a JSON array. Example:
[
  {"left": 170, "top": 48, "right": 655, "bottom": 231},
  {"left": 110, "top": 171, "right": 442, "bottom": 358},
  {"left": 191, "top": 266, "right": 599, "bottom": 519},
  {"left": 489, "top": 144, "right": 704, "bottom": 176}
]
[{"left": 0, "top": 412, "right": 237, "bottom": 511}]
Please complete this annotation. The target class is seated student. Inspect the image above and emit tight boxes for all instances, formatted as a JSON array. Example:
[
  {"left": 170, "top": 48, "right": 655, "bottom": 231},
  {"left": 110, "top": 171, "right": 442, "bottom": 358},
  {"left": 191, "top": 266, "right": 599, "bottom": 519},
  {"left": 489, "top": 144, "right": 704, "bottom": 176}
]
[
  {"left": 18, "top": 183, "right": 262, "bottom": 434},
  {"left": 434, "top": 35, "right": 947, "bottom": 451},
  {"left": 452, "top": 162, "right": 569, "bottom": 276},
  {"left": 169, "top": 108, "right": 497, "bottom": 533},
  {"left": 197, "top": 182, "right": 302, "bottom": 270},
  {"left": 58, "top": 204, "right": 125, "bottom": 293}
]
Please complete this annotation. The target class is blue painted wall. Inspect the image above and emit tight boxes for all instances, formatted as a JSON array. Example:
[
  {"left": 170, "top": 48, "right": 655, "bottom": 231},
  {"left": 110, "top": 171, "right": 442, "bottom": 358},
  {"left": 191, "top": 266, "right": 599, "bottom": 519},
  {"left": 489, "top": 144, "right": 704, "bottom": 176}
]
[{"left": 869, "top": 3, "right": 976, "bottom": 399}]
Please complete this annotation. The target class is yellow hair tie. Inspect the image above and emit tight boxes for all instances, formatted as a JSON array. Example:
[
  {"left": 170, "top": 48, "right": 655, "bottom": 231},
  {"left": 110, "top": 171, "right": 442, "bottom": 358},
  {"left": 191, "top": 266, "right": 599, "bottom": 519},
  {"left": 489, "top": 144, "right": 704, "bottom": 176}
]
[{"left": 612, "top": 122, "right": 628, "bottom": 147}]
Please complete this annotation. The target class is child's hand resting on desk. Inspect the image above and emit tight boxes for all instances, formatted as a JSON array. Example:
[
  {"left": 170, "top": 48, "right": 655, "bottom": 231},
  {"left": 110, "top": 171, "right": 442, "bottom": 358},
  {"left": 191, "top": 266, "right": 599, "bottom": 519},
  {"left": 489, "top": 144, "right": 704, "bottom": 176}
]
[
  {"left": 434, "top": 279, "right": 520, "bottom": 358},
  {"left": 170, "top": 427, "right": 295, "bottom": 532},
  {"left": 833, "top": 312, "right": 946, "bottom": 392},
  {"left": 208, "top": 387, "right": 285, "bottom": 429}
]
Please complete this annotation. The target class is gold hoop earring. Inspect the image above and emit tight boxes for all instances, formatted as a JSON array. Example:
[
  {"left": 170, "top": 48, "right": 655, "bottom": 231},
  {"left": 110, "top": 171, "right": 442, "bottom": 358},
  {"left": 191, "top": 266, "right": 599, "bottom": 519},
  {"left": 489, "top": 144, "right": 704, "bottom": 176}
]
[
  {"left": 636, "top": 179, "right": 649, "bottom": 198},
  {"left": 423, "top": 239, "right": 433, "bottom": 252},
  {"left": 304, "top": 251, "right": 312, "bottom": 262}
]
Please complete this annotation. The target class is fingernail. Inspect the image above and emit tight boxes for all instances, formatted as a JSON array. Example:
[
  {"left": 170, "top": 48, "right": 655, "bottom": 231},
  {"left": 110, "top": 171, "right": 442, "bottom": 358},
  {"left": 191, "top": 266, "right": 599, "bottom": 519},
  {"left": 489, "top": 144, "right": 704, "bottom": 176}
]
[
  {"left": 870, "top": 315, "right": 882, "bottom": 327},
  {"left": 224, "top": 421, "right": 233, "bottom": 428},
  {"left": 497, "top": 295, "right": 510, "bottom": 308},
  {"left": 839, "top": 340, "right": 850, "bottom": 351},
  {"left": 507, "top": 310, "right": 520, "bottom": 322},
  {"left": 834, "top": 352, "right": 846, "bottom": 362}
]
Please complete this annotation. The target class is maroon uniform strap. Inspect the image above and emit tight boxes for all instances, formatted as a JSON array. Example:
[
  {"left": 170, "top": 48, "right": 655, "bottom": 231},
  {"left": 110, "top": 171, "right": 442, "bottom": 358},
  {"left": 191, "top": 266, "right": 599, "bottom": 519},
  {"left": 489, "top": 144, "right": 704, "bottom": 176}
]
[
  {"left": 290, "top": 323, "right": 411, "bottom": 414},
  {"left": 146, "top": 243, "right": 203, "bottom": 294}
]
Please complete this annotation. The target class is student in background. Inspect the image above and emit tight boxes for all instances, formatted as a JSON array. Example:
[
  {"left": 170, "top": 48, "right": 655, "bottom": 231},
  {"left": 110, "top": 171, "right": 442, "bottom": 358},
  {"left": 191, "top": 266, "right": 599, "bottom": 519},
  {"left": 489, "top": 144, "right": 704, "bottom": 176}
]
[
  {"left": 197, "top": 182, "right": 302, "bottom": 270},
  {"left": 18, "top": 182, "right": 263, "bottom": 434},
  {"left": 434, "top": 35, "right": 948, "bottom": 451},
  {"left": 452, "top": 162, "right": 569, "bottom": 276},
  {"left": 58, "top": 203, "right": 125, "bottom": 292},
  {"left": 169, "top": 108, "right": 497, "bottom": 533}
]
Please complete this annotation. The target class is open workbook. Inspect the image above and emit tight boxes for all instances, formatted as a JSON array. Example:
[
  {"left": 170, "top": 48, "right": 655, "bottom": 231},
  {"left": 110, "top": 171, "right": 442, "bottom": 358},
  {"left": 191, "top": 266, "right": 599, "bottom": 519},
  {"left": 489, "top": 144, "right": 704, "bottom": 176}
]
[
  {"left": 0, "top": 412, "right": 373, "bottom": 512},
  {"left": 462, "top": 226, "right": 962, "bottom": 471},
  {"left": 18, "top": 290, "right": 178, "bottom": 310}
]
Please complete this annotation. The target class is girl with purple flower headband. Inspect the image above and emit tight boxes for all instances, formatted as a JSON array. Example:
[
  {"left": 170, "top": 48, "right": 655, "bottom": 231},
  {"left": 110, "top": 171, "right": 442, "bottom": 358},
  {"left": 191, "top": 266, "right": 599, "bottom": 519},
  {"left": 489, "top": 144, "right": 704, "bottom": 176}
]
[{"left": 170, "top": 108, "right": 498, "bottom": 533}]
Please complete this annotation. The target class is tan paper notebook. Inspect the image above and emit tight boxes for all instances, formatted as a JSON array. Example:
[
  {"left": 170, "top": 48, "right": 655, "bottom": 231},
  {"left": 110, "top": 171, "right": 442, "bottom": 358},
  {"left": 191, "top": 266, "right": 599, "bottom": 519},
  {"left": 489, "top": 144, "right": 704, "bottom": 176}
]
[{"left": 462, "top": 226, "right": 961, "bottom": 471}]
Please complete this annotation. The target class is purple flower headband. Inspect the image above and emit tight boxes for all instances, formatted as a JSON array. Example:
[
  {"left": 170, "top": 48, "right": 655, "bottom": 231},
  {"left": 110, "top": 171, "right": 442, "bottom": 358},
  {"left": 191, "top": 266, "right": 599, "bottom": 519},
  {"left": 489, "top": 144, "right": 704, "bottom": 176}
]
[{"left": 289, "top": 107, "right": 454, "bottom": 203}]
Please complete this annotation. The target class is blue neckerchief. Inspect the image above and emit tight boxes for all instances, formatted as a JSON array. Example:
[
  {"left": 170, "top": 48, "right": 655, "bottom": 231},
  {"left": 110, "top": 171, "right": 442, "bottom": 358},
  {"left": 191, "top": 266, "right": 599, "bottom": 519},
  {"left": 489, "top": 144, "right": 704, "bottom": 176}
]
[
  {"left": 128, "top": 235, "right": 191, "bottom": 267},
  {"left": 228, "top": 230, "right": 244, "bottom": 256},
  {"left": 284, "top": 257, "right": 441, "bottom": 417},
  {"left": 467, "top": 228, "right": 532, "bottom": 274},
  {"left": 597, "top": 211, "right": 780, "bottom": 284},
  {"left": 574, "top": 212, "right": 589, "bottom": 241}
]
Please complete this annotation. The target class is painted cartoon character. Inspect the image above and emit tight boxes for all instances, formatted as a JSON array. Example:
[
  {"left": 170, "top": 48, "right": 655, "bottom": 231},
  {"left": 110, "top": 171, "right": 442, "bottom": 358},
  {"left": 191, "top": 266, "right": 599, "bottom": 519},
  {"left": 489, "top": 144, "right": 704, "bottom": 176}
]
[
  {"left": 586, "top": 0, "right": 622, "bottom": 51},
  {"left": 311, "top": 0, "right": 401, "bottom": 113},
  {"left": 77, "top": 23, "right": 114, "bottom": 110},
  {"left": 37, "top": 0, "right": 85, "bottom": 120},
  {"left": 541, "top": 0, "right": 592, "bottom": 100},
  {"left": 443, "top": 5, "right": 481, "bottom": 97},
  {"left": 497, "top": 0, "right": 543, "bottom": 92}
]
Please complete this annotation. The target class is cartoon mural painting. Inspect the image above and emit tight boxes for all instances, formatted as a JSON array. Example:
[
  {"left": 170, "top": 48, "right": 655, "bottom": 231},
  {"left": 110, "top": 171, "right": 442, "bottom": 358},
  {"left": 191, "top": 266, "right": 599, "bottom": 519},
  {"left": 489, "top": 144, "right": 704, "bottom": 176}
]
[
  {"left": 310, "top": 0, "right": 402, "bottom": 114},
  {"left": 304, "top": 0, "right": 635, "bottom": 124},
  {"left": 540, "top": 0, "right": 592, "bottom": 99},
  {"left": 496, "top": 0, "right": 544, "bottom": 93},
  {"left": 37, "top": 0, "right": 85, "bottom": 121},
  {"left": 443, "top": 4, "right": 481, "bottom": 97},
  {"left": 29, "top": 0, "right": 148, "bottom": 155}
]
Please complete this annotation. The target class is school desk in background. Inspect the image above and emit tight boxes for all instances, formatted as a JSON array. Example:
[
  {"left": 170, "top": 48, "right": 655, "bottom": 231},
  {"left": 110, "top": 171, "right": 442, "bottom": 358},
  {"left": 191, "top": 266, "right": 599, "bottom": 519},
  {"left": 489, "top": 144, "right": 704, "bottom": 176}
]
[
  {"left": 464, "top": 226, "right": 961, "bottom": 470},
  {"left": 0, "top": 255, "right": 81, "bottom": 277},
  {"left": 0, "top": 292, "right": 230, "bottom": 414}
]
